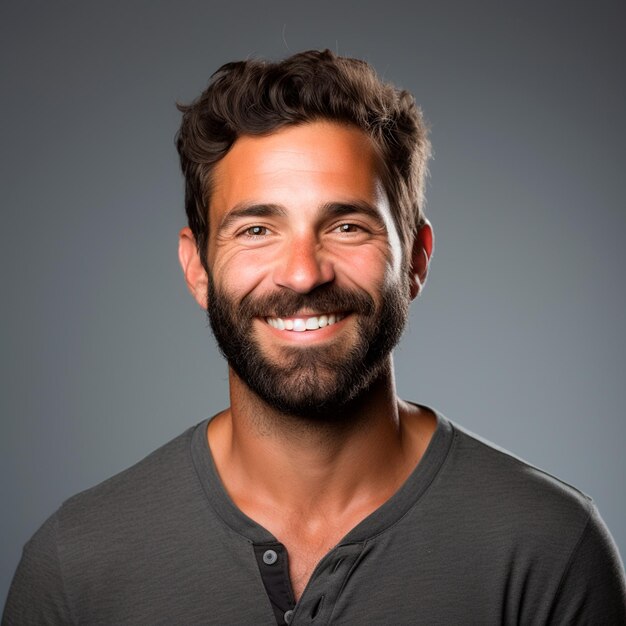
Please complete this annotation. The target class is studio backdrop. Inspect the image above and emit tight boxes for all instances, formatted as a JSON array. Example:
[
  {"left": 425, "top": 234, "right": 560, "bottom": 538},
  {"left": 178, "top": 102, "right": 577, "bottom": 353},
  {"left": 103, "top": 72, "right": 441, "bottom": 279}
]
[{"left": 2, "top": 0, "right": 625, "bottom": 604}]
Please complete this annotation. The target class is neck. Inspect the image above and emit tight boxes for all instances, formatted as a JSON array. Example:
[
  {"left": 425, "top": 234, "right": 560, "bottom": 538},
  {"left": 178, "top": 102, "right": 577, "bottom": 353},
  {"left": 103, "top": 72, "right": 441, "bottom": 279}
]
[
  {"left": 232, "top": 358, "right": 396, "bottom": 440},
  {"left": 207, "top": 359, "right": 437, "bottom": 603},
  {"left": 208, "top": 358, "right": 433, "bottom": 517}
]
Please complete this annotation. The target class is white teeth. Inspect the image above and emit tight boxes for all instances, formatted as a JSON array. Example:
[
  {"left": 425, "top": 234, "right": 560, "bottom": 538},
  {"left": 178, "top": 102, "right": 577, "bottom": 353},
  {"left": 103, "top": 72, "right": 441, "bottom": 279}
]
[
  {"left": 305, "top": 317, "right": 319, "bottom": 330},
  {"left": 266, "top": 313, "right": 344, "bottom": 332}
]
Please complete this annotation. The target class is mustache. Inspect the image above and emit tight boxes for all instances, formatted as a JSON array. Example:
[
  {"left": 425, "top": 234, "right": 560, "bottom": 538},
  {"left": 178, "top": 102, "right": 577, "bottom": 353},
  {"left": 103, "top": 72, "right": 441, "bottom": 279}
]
[{"left": 236, "top": 284, "right": 376, "bottom": 318}]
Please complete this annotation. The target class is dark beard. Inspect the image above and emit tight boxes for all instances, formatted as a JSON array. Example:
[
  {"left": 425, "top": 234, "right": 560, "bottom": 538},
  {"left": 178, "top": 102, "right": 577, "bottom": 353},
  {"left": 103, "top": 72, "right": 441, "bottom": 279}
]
[{"left": 207, "top": 276, "right": 409, "bottom": 420}]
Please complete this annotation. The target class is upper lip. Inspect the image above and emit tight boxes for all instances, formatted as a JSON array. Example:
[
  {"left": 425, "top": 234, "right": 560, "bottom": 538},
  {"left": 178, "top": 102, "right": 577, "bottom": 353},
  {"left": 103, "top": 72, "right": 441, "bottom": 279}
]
[{"left": 264, "top": 311, "right": 344, "bottom": 319}]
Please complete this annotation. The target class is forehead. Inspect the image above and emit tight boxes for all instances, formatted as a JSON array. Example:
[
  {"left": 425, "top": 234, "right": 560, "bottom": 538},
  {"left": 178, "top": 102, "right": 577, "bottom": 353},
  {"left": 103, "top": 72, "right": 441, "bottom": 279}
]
[{"left": 210, "top": 121, "right": 383, "bottom": 212}]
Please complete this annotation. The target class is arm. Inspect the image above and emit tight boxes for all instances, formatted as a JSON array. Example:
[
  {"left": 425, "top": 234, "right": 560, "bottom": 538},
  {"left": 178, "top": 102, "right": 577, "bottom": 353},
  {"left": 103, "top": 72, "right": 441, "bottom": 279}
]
[
  {"left": 548, "top": 504, "right": 626, "bottom": 623},
  {"left": 2, "top": 513, "right": 75, "bottom": 626}
]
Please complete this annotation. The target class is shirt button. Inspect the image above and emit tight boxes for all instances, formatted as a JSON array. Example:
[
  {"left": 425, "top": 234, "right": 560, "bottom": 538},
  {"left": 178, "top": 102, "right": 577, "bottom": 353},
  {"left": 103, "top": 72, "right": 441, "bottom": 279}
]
[
  {"left": 284, "top": 609, "right": 294, "bottom": 623},
  {"left": 263, "top": 549, "right": 278, "bottom": 565}
]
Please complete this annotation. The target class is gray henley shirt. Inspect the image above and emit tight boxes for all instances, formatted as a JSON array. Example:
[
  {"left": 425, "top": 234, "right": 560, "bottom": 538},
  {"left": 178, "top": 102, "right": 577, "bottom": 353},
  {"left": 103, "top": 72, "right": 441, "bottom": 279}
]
[{"left": 4, "top": 409, "right": 626, "bottom": 624}]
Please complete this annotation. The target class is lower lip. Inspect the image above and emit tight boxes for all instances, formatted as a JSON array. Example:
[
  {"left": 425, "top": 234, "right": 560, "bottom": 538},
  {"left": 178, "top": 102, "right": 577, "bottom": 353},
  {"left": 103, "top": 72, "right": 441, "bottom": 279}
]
[{"left": 256, "top": 315, "right": 350, "bottom": 343}]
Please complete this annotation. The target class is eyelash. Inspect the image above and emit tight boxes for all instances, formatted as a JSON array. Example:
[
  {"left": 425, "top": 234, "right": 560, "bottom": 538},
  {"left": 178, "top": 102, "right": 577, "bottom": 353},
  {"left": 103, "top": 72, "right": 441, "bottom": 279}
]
[
  {"left": 242, "top": 225, "right": 271, "bottom": 238},
  {"left": 238, "top": 222, "right": 367, "bottom": 239},
  {"left": 334, "top": 223, "right": 362, "bottom": 234}
]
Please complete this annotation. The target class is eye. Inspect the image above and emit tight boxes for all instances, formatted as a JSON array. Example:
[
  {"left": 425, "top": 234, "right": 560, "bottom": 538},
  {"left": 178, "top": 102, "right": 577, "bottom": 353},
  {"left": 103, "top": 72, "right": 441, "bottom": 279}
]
[
  {"left": 242, "top": 225, "right": 271, "bottom": 238},
  {"left": 334, "top": 223, "right": 362, "bottom": 234}
]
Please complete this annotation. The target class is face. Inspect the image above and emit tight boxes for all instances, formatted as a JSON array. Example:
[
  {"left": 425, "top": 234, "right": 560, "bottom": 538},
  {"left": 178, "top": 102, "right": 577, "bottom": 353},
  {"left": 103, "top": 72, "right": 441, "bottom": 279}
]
[{"left": 204, "top": 121, "right": 411, "bottom": 418}]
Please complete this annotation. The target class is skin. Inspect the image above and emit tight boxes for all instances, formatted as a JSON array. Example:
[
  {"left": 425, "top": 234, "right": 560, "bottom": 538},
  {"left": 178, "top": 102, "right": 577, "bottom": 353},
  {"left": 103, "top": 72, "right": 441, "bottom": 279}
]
[{"left": 179, "top": 121, "right": 436, "bottom": 600}]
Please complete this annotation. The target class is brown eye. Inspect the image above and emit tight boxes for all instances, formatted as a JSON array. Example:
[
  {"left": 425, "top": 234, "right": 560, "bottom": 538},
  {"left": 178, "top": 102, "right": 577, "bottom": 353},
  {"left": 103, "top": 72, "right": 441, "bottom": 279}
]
[
  {"left": 245, "top": 226, "right": 270, "bottom": 237},
  {"left": 336, "top": 223, "right": 360, "bottom": 233}
]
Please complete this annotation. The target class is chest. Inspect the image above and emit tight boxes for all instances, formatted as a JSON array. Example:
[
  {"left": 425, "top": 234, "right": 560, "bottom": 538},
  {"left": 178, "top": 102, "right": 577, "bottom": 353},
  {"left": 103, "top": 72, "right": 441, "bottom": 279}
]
[
  {"left": 255, "top": 506, "right": 372, "bottom": 602},
  {"left": 279, "top": 530, "right": 348, "bottom": 601}
]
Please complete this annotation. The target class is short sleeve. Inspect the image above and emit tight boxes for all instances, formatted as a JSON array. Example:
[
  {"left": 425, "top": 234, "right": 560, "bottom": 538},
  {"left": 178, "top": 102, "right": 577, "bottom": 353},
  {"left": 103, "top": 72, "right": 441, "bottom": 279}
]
[
  {"left": 2, "top": 513, "right": 74, "bottom": 626},
  {"left": 548, "top": 503, "right": 626, "bottom": 623}
]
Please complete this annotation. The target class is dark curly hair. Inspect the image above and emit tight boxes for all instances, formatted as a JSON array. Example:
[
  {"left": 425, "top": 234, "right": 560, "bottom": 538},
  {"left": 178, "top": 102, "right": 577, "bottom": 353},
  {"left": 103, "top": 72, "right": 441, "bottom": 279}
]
[{"left": 176, "top": 49, "right": 430, "bottom": 270}]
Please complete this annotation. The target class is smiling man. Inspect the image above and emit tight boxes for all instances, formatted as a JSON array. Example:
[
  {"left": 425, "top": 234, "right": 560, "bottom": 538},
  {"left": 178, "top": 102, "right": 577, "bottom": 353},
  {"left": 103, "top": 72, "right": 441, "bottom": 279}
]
[
  {"left": 183, "top": 121, "right": 419, "bottom": 420},
  {"left": 4, "top": 50, "right": 625, "bottom": 625}
]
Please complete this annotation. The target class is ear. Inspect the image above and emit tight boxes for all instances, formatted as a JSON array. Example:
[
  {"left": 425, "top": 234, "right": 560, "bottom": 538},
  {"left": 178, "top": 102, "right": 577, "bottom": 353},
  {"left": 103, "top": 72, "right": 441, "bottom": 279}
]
[
  {"left": 409, "top": 220, "right": 434, "bottom": 300},
  {"left": 178, "top": 227, "right": 209, "bottom": 309}
]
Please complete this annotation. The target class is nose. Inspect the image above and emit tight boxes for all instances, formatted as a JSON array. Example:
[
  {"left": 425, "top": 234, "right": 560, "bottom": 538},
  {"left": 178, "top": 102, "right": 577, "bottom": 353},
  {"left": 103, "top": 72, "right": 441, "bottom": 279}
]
[{"left": 273, "top": 235, "right": 335, "bottom": 293}]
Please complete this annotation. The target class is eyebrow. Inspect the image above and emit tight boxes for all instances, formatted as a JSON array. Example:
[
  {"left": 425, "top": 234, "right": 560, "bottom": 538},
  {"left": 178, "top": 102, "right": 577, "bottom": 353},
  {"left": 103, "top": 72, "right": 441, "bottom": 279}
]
[
  {"left": 321, "top": 201, "right": 385, "bottom": 226},
  {"left": 217, "top": 200, "right": 385, "bottom": 232},
  {"left": 218, "top": 203, "right": 287, "bottom": 232}
]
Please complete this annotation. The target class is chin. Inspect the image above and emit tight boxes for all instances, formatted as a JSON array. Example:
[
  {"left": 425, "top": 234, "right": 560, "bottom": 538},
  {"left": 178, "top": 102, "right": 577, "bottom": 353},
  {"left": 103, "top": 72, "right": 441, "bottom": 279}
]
[{"left": 233, "top": 353, "right": 390, "bottom": 422}]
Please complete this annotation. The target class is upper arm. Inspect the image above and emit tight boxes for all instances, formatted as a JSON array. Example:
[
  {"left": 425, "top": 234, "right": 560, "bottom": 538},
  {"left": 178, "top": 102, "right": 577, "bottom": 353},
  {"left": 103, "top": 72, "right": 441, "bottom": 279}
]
[
  {"left": 2, "top": 513, "right": 74, "bottom": 626},
  {"left": 548, "top": 504, "right": 626, "bottom": 624}
]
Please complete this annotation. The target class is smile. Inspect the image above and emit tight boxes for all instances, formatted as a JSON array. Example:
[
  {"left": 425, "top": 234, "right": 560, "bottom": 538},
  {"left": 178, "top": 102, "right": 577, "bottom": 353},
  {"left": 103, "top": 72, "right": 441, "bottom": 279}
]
[{"left": 265, "top": 313, "right": 345, "bottom": 332}]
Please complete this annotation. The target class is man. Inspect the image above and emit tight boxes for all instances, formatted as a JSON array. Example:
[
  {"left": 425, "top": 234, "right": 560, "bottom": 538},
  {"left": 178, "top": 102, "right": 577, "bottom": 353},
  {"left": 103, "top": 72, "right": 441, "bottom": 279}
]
[{"left": 4, "top": 50, "right": 625, "bottom": 625}]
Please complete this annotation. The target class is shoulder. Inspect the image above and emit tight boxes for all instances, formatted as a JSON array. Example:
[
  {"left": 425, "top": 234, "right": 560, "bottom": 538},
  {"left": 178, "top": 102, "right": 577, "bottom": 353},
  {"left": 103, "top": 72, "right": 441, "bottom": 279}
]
[
  {"left": 25, "top": 419, "right": 215, "bottom": 576},
  {"left": 423, "top": 415, "right": 600, "bottom": 569},
  {"left": 442, "top": 418, "right": 594, "bottom": 523},
  {"left": 3, "top": 421, "right": 211, "bottom": 624},
  {"left": 424, "top": 415, "right": 626, "bottom": 618},
  {"left": 55, "top": 420, "right": 207, "bottom": 539}
]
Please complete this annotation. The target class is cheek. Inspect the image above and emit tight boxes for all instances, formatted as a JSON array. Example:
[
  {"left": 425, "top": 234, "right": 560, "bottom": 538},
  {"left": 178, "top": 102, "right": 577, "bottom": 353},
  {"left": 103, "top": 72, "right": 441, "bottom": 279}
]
[
  {"left": 333, "top": 246, "right": 392, "bottom": 290},
  {"left": 210, "top": 248, "right": 273, "bottom": 296}
]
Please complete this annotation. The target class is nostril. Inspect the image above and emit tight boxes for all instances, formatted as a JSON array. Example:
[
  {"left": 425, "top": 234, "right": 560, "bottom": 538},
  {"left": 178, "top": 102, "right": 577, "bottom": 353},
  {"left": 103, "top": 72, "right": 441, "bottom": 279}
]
[
  {"left": 274, "top": 255, "right": 335, "bottom": 293},
  {"left": 273, "top": 241, "right": 335, "bottom": 293}
]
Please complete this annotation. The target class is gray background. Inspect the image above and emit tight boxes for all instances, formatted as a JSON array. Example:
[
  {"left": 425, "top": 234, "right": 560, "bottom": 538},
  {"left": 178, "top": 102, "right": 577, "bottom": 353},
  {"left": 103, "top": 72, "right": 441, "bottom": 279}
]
[{"left": 2, "top": 0, "right": 625, "bottom": 604}]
